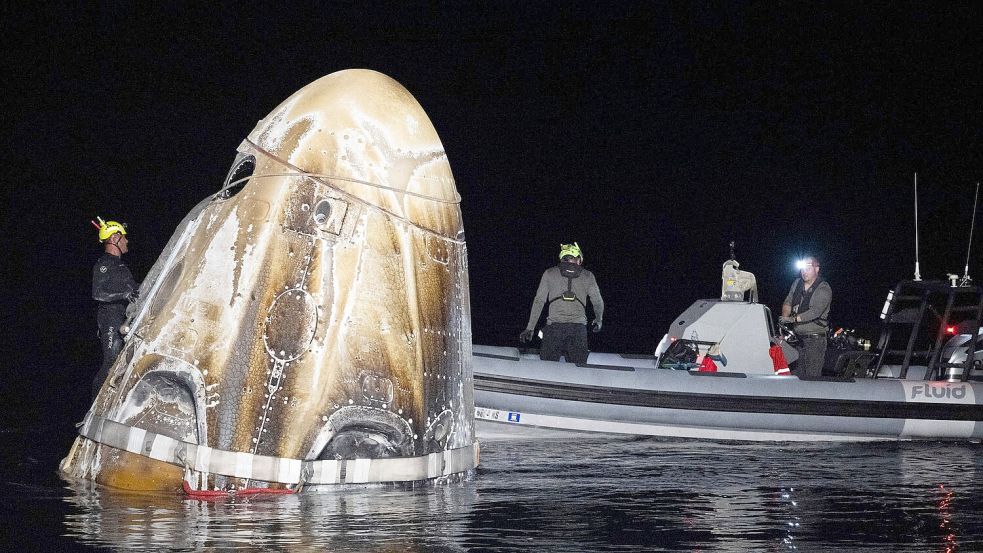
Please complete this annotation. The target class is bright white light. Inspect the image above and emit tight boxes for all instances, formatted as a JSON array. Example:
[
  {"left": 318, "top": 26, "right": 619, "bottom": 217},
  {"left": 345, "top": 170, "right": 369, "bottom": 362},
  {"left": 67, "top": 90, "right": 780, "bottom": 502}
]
[{"left": 795, "top": 259, "right": 807, "bottom": 270}]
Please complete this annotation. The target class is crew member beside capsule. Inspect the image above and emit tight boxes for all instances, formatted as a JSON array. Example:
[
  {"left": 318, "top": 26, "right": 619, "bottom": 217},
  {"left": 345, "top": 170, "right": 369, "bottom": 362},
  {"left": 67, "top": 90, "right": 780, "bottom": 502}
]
[{"left": 61, "top": 69, "right": 478, "bottom": 493}]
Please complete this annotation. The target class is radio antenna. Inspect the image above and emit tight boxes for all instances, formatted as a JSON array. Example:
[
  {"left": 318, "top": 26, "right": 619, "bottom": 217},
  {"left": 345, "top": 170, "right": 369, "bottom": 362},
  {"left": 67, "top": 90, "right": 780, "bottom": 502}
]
[
  {"left": 961, "top": 181, "right": 980, "bottom": 286},
  {"left": 913, "top": 173, "right": 921, "bottom": 281}
]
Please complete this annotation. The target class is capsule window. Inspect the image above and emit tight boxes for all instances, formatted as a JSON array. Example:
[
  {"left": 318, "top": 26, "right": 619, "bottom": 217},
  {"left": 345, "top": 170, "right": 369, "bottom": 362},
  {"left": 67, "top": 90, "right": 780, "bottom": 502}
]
[
  {"left": 217, "top": 155, "right": 255, "bottom": 200},
  {"left": 313, "top": 200, "right": 332, "bottom": 226},
  {"left": 312, "top": 198, "right": 347, "bottom": 235}
]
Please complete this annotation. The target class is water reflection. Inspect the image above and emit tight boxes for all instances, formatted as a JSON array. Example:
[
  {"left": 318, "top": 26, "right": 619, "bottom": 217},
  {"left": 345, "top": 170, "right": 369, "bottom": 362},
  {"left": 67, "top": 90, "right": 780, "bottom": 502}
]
[
  {"left": 55, "top": 439, "right": 983, "bottom": 552},
  {"left": 937, "top": 484, "right": 957, "bottom": 553},
  {"left": 63, "top": 479, "right": 478, "bottom": 551}
]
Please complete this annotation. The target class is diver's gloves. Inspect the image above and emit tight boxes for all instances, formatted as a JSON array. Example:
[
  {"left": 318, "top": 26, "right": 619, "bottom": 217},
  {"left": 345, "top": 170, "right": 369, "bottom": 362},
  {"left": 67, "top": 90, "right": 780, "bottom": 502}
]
[
  {"left": 124, "top": 289, "right": 141, "bottom": 317},
  {"left": 778, "top": 315, "right": 795, "bottom": 324},
  {"left": 590, "top": 319, "right": 602, "bottom": 333},
  {"left": 519, "top": 329, "right": 534, "bottom": 343}
]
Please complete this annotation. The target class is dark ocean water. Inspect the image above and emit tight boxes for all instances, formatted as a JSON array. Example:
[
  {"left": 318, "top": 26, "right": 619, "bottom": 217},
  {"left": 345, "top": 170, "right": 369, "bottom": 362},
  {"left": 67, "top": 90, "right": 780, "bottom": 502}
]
[{"left": 2, "top": 424, "right": 981, "bottom": 552}]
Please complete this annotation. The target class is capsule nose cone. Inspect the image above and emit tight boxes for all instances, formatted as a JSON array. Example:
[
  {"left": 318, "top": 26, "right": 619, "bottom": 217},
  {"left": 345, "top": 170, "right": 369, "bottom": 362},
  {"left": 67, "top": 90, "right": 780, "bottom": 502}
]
[{"left": 247, "top": 69, "right": 461, "bottom": 237}]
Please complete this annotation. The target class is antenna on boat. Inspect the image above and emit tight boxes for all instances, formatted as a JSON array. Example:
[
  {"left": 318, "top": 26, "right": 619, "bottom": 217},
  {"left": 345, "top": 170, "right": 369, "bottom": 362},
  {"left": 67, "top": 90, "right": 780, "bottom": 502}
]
[
  {"left": 960, "top": 181, "right": 980, "bottom": 287},
  {"left": 913, "top": 173, "right": 921, "bottom": 281}
]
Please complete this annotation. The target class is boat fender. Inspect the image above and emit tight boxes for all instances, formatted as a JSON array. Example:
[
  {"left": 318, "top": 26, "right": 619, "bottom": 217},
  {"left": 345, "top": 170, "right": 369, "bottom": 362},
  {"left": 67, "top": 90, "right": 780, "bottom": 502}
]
[
  {"left": 769, "top": 344, "right": 791, "bottom": 376},
  {"left": 698, "top": 356, "right": 718, "bottom": 372}
]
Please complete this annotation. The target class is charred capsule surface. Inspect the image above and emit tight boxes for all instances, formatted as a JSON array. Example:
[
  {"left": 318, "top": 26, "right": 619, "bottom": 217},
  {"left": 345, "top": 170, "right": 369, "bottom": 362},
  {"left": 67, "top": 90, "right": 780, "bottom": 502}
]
[{"left": 61, "top": 69, "right": 477, "bottom": 492}]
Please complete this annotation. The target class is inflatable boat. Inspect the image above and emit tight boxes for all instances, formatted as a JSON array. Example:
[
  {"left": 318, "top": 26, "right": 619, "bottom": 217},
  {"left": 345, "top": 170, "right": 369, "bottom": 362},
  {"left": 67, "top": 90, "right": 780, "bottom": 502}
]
[{"left": 473, "top": 277, "right": 983, "bottom": 442}]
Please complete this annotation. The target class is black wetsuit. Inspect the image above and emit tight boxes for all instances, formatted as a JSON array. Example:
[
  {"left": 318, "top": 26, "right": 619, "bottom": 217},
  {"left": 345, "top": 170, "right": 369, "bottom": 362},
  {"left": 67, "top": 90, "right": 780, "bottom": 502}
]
[{"left": 92, "top": 252, "right": 138, "bottom": 398}]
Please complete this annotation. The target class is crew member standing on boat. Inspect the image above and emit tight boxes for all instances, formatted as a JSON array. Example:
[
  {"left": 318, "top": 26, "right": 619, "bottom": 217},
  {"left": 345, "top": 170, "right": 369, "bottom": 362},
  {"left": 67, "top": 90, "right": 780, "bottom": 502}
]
[
  {"left": 780, "top": 256, "right": 832, "bottom": 377},
  {"left": 520, "top": 242, "right": 604, "bottom": 364}
]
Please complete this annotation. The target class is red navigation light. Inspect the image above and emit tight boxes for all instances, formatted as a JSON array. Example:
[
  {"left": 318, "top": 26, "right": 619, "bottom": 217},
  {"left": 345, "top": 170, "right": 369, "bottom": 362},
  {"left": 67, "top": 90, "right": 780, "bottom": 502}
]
[{"left": 945, "top": 326, "right": 956, "bottom": 335}]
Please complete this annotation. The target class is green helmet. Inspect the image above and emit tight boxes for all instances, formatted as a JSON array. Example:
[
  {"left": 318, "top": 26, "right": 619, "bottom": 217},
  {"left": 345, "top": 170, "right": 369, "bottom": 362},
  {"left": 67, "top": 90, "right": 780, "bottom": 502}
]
[
  {"left": 558, "top": 242, "right": 582, "bottom": 260},
  {"left": 92, "top": 216, "right": 127, "bottom": 242}
]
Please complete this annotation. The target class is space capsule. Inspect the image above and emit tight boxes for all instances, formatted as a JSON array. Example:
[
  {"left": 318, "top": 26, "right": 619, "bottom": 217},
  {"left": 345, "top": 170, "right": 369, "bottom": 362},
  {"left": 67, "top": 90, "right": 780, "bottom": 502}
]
[{"left": 61, "top": 69, "right": 478, "bottom": 493}]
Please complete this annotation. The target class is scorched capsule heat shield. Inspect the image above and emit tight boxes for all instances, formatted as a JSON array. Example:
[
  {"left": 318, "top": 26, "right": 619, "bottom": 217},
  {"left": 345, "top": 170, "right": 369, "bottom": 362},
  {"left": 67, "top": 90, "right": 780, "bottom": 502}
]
[{"left": 61, "top": 69, "right": 478, "bottom": 492}]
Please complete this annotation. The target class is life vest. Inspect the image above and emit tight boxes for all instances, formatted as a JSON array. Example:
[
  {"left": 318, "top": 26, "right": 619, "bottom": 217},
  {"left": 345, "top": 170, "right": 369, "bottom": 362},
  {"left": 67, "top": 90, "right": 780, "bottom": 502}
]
[
  {"left": 548, "top": 262, "right": 587, "bottom": 308},
  {"left": 790, "top": 277, "right": 829, "bottom": 328}
]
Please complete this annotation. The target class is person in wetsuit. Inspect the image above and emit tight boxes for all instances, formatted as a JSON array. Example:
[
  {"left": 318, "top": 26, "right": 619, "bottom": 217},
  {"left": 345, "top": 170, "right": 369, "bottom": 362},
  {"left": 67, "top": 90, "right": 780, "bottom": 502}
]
[
  {"left": 91, "top": 218, "right": 139, "bottom": 398},
  {"left": 519, "top": 242, "right": 604, "bottom": 364},
  {"left": 780, "top": 255, "right": 832, "bottom": 377}
]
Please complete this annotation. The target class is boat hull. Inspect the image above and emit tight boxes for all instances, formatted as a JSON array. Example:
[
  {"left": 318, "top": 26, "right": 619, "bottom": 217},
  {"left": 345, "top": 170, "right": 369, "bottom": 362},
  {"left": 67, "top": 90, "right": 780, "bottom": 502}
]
[{"left": 473, "top": 346, "right": 983, "bottom": 442}]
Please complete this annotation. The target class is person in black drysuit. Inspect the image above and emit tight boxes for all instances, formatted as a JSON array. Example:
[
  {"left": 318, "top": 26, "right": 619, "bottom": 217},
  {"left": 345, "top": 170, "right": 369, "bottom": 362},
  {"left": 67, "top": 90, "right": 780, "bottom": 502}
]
[{"left": 92, "top": 219, "right": 139, "bottom": 399}]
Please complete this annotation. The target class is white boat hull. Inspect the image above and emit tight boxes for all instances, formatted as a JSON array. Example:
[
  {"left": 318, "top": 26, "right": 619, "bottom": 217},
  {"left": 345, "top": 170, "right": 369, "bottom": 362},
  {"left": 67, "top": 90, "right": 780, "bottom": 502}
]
[{"left": 473, "top": 346, "right": 983, "bottom": 442}]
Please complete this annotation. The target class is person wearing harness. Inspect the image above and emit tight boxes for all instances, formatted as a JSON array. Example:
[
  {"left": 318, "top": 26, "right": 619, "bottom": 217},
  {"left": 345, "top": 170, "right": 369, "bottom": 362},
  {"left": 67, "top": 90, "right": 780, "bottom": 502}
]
[
  {"left": 519, "top": 242, "right": 604, "bottom": 364},
  {"left": 780, "top": 256, "right": 832, "bottom": 377},
  {"left": 91, "top": 217, "right": 140, "bottom": 399}
]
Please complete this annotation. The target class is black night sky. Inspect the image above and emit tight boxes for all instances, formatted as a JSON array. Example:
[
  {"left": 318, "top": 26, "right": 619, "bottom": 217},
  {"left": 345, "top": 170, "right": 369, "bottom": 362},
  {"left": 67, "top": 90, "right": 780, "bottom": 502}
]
[{"left": 3, "top": 3, "right": 981, "bottom": 421}]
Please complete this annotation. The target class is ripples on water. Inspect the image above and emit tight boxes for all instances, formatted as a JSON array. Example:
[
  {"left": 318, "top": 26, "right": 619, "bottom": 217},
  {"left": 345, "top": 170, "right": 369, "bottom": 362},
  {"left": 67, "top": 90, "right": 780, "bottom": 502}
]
[{"left": 4, "top": 428, "right": 982, "bottom": 551}]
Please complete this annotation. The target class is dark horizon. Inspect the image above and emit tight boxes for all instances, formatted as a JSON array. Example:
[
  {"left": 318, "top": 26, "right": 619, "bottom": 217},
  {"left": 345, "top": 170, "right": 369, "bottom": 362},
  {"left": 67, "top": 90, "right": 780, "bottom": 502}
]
[{"left": 4, "top": 4, "right": 982, "bottom": 421}]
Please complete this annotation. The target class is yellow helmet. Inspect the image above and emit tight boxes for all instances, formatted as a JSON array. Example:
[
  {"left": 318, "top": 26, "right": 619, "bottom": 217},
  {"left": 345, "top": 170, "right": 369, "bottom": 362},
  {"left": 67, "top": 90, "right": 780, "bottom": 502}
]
[
  {"left": 92, "top": 216, "right": 127, "bottom": 242},
  {"left": 558, "top": 242, "right": 582, "bottom": 260}
]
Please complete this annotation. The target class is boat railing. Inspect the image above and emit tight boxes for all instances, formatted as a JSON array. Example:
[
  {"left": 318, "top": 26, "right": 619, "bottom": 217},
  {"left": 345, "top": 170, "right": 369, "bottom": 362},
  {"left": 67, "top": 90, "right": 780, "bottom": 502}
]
[{"left": 871, "top": 280, "right": 983, "bottom": 381}]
